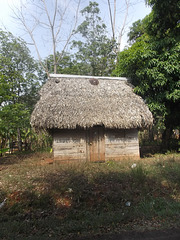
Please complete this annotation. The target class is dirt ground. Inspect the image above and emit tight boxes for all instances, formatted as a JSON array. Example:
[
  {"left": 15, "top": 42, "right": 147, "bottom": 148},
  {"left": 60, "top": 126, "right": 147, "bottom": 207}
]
[{"left": 68, "top": 228, "right": 180, "bottom": 240}]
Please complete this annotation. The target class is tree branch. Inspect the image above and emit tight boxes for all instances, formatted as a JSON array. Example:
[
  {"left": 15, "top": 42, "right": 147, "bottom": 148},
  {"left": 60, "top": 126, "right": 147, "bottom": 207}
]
[
  {"left": 107, "top": 0, "right": 115, "bottom": 39},
  {"left": 118, "top": 0, "right": 130, "bottom": 51}
]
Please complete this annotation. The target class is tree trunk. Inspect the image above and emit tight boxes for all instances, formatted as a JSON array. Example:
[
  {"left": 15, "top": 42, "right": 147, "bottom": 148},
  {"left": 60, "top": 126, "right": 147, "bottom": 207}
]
[
  {"left": 162, "top": 127, "right": 172, "bottom": 151},
  {"left": 17, "top": 128, "right": 22, "bottom": 151}
]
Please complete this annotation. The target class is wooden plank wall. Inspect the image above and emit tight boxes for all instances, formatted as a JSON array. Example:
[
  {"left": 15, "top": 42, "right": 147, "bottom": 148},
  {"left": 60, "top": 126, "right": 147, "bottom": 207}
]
[
  {"left": 105, "top": 129, "right": 140, "bottom": 160},
  {"left": 53, "top": 129, "right": 87, "bottom": 161},
  {"left": 88, "top": 127, "right": 105, "bottom": 162},
  {"left": 53, "top": 128, "right": 140, "bottom": 162}
]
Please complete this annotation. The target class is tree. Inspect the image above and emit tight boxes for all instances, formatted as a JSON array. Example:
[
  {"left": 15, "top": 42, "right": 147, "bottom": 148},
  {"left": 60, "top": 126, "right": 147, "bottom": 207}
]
[
  {"left": 0, "top": 30, "right": 40, "bottom": 151},
  {"left": 72, "top": 1, "right": 117, "bottom": 76},
  {"left": 12, "top": 0, "right": 81, "bottom": 75},
  {"left": 107, "top": 0, "right": 132, "bottom": 51},
  {"left": 145, "top": 0, "right": 180, "bottom": 38},
  {"left": 107, "top": 0, "right": 116, "bottom": 40},
  {"left": 127, "top": 15, "right": 150, "bottom": 44},
  {"left": 44, "top": 52, "right": 80, "bottom": 75},
  {"left": 113, "top": 0, "right": 180, "bottom": 149}
]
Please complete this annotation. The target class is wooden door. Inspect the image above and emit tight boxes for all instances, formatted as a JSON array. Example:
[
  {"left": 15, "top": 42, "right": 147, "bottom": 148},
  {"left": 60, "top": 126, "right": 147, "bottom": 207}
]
[{"left": 89, "top": 126, "right": 105, "bottom": 162}]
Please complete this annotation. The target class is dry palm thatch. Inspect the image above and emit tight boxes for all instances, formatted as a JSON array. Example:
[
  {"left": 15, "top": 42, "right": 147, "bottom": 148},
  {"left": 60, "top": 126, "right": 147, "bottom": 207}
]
[{"left": 31, "top": 74, "right": 153, "bottom": 129}]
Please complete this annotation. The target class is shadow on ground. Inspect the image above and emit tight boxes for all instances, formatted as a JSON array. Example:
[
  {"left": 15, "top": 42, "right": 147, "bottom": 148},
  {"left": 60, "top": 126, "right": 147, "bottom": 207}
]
[{"left": 0, "top": 157, "right": 180, "bottom": 239}]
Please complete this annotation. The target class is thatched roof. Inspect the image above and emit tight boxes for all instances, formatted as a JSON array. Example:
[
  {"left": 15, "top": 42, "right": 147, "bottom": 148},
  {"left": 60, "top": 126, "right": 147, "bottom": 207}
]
[{"left": 31, "top": 74, "right": 153, "bottom": 130}]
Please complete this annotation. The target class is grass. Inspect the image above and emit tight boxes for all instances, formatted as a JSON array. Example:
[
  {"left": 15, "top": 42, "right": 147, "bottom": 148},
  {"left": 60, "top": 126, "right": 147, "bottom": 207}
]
[{"left": 0, "top": 152, "right": 180, "bottom": 239}]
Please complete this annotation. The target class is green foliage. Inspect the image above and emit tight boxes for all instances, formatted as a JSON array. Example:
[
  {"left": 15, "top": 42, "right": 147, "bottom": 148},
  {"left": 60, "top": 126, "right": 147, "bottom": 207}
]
[
  {"left": 71, "top": 1, "right": 117, "bottom": 76},
  {"left": 114, "top": 34, "right": 180, "bottom": 135},
  {"left": 113, "top": 0, "right": 180, "bottom": 147},
  {"left": 44, "top": 52, "right": 82, "bottom": 75},
  {"left": 0, "top": 30, "right": 41, "bottom": 151},
  {"left": 146, "top": 0, "right": 180, "bottom": 38},
  {"left": 0, "top": 148, "right": 9, "bottom": 154},
  {"left": 43, "top": 2, "right": 118, "bottom": 76},
  {"left": 127, "top": 15, "right": 150, "bottom": 44}
]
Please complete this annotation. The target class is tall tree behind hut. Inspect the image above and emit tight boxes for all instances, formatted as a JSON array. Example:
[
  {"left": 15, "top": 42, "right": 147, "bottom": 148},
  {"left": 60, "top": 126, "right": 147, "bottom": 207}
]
[
  {"left": 12, "top": 0, "right": 81, "bottom": 75},
  {"left": 71, "top": 1, "right": 117, "bottom": 76},
  {"left": 42, "top": 52, "right": 83, "bottom": 76},
  {"left": 107, "top": 0, "right": 130, "bottom": 51}
]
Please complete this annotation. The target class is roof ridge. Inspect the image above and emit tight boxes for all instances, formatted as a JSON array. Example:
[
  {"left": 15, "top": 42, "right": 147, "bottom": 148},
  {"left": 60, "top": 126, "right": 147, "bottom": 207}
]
[{"left": 49, "top": 74, "right": 128, "bottom": 81}]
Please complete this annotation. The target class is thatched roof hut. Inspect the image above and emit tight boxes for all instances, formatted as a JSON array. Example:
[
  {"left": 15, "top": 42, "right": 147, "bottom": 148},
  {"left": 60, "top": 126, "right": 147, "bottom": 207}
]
[
  {"left": 31, "top": 74, "right": 153, "bottom": 130},
  {"left": 31, "top": 74, "right": 153, "bottom": 162}
]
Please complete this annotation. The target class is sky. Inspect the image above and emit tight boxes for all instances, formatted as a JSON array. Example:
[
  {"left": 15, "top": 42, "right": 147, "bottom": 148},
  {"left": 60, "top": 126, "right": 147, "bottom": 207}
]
[{"left": 0, "top": 0, "right": 151, "bottom": 60}]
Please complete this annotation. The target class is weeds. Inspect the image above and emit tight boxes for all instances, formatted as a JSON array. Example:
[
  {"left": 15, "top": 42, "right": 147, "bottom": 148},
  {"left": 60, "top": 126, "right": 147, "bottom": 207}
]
[
  {"left": 131, "top": 164, "right": 148, "bottom": 184},
  {"left": 0, "top": 153, "right": 180, "bottom": 239}
]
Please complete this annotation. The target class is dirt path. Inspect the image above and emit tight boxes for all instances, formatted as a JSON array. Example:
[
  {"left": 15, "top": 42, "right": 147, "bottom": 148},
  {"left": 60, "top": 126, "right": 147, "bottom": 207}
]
[{"left": 68, "top": 228, "right": 180, "bottom": 240}]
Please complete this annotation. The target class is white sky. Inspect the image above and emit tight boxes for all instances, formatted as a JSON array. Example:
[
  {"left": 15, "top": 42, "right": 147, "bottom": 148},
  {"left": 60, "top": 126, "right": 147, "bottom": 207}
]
[{"left": 0, "top": 0, "right": 151, "bottom": 59}]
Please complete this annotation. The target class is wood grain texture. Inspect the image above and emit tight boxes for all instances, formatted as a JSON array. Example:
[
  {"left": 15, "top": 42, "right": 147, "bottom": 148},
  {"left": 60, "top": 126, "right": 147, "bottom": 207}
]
[
  {"left": 105, "top": 129, "right": 140, "bottom": 159},
  {"left": 88, "top": 127, "right": 105, "bottom": 162},
  {"left": 53, "top": 128, "right": 140, "bottom": 162},
  {"left": 53, "top": 129, "right": 87, "bottom": 161}
]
